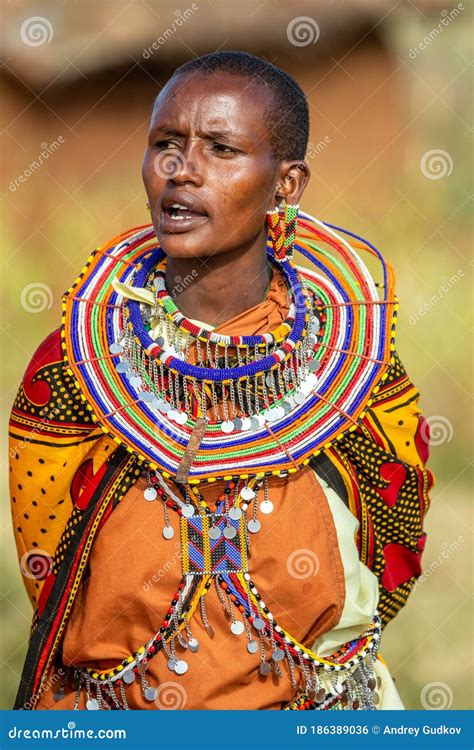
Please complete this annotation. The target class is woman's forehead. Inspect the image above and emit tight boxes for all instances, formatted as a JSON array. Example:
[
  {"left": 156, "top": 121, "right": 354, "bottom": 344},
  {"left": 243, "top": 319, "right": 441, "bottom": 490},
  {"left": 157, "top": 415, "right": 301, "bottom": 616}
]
[{"left": 151, "top": 73, "right": 272, "bottom": 139}]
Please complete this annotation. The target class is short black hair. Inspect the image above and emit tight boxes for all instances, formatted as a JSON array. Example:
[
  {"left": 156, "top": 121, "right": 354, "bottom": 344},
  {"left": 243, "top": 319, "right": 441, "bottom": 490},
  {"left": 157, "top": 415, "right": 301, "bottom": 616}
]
[{"left": 163, "top": 51, "right": 310, "bottom": 162}]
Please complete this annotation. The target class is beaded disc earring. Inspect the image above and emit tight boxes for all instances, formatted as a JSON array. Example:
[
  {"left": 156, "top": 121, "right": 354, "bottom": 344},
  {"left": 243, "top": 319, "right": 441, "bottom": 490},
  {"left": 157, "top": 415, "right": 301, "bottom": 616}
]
[{"left": 266, "top": 202, "right": 299, "bottom": 261}]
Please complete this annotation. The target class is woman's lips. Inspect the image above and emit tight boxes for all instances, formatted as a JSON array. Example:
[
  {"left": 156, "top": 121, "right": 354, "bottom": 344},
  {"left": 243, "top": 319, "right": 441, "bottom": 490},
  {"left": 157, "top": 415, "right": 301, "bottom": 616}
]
[{"left": 160, "top": 209, "right": 209, "bottom": 234}]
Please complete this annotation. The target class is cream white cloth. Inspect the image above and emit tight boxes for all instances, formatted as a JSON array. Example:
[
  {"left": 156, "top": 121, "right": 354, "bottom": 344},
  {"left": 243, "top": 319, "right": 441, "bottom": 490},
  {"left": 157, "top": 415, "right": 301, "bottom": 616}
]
[{"left": 311, "top": 473, "right": 404, "bottom": 709}]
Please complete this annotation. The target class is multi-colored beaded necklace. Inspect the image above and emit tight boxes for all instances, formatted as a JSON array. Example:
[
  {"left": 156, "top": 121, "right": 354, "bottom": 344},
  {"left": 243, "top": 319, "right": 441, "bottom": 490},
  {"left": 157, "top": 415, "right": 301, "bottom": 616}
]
[{"left": 60, "top": 206, "right": 396, "bottom": 710}]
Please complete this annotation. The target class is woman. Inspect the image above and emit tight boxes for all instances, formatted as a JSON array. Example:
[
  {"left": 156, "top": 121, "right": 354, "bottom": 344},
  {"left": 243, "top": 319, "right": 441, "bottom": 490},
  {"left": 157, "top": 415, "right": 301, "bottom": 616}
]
[{"left": 9, "top": 51, "right": 434, "bottom": 711}]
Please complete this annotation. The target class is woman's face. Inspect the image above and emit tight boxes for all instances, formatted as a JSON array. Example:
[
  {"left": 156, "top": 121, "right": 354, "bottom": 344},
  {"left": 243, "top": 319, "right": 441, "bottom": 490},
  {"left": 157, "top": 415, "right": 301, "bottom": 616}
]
[{"left": 142, "top": 71, "right": 289, "bottom": 259}]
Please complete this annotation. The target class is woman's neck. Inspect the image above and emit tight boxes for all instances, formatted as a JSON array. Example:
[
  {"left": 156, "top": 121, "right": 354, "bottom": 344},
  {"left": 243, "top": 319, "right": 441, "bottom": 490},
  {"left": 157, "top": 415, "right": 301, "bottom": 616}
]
[{"left": 164, "top": 236, "right": 272, "bottom": 327}]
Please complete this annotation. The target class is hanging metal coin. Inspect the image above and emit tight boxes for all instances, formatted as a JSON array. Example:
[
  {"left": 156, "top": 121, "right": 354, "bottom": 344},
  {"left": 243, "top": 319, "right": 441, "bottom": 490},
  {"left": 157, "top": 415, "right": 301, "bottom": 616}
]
[
  {"left": 247, "top": 519, "right": 261, "bottom": 534},
  {"left": 86, "top": 698, "right": 100, "bottom": 710},
  {"left": 259, "top": 661, "right": 271, "bottom": 676},
  {"left": 252, "top": 617, "right": 265, "bottom": 631},
  {"left": 122, "top": 669, "right": 136, "bottom": 684},
  {"left": 259, "top": 499, "right": 273, "bottom": 515},
  {"left": 223, "top": 525, "right": 237, "bottom": 539},
  {"left": 181, "top": 504, "right": 195, "bottom": 518},
  {"left": 208, "top": 525, "right": 222, "bottom": 540},
  {"left": 230, "top": 621, "right": 244, "bottom": 635},
  {"left": 144, "top": 487, "right": 157, "bottom": 501},
  {"left": 247, "top": 640, "right": 259, "bottom": 654},
  {"left": 241, "top": 486, "right": 255, "bottom": 501},
  {"left": 174, "top": 660, "right": 189, "bottom": 675},
  {"left": 144, "top": 686, "right": 158, "bottom": 701},
  {"left": 228, "top": 507, "right": 242, "bottom": 520},
  {"left": 188, "top": 637, "right": 199, "bottom": 653},
  {"left": 271, "top": 647, "right": 285, "bottom": 662},
  {"left": 162, "top": 525, "right": 174, "bottom": 539}
]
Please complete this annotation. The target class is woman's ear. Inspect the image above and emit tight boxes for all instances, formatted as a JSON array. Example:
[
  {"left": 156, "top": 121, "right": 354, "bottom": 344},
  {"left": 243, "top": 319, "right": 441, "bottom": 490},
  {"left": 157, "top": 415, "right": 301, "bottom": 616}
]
[{"left": 275, "top": 160, "right": 310, "bottom": 206}]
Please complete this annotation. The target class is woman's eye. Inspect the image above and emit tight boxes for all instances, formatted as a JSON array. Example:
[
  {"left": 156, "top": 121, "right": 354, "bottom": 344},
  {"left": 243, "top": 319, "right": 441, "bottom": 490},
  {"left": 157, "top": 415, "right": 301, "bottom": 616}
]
[
  {"left": 212, "top": 143, "right": 236, "bottom": 154},
  {"left": 154, "top": 140, "right": 180, "bottom": 150}
]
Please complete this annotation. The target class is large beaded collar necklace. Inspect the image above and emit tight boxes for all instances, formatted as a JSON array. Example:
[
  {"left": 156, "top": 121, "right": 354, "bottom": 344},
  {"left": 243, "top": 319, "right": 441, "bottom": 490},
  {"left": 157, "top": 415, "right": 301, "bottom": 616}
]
[{"left": 62, "top": 207, "right": 397, "bottom": 486}]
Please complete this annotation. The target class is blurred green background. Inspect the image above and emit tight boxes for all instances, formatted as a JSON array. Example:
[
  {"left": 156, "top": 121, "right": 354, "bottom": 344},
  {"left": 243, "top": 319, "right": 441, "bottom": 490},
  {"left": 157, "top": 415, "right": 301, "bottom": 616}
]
[{"left": 1, "top": 0, "right": 472, "bottom": 710}]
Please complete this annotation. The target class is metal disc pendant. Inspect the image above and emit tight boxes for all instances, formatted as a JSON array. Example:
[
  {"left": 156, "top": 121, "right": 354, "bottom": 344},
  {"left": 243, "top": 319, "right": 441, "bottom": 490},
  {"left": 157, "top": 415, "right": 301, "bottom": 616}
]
[
  {"left": 175, "top": 411, "right": 188, "bottom": 425},
  {"left": 144, "top": 487, "right": 157, "bottom": 502},
  {"left": 122, "top": 669, "right": 136, "bottom": 684},
  {"left": 223, "top": 525, "right": 237, "bottom": 539},
  {"left": 129, "top": 375, "right": 142, "bottom": 388},
  {"left": 167, "top": 409, "right": 180, "bottom": 422},
  {"left": 182, "top": 504, "right": 195, "bottom": 518},
  {"left": 174, "top": 659, "right": 188, "bottom": 675},
  {"left": 208, "top": 525, "right": 222, "bottom": 540},
  {"left": 116, "top": 362, "right": 130, "bottom": 374},
  {"left": 144, "top": 686, "right": 157, "bottom": 702},
  {"left": 160, "top": 401, "right": 171, "bottom": 413},
  {"left": 162, "top": 525, "right": 174, "bottom": 539},
  {"left": 167, "top": 659, "right": 176, "bottom": 672},
  {"left": 139, "top": 390, "right": 155, "bottom": 403},
  {"left": 307, "top": 359, "right": 321, "bottom": 373},
  {"left": 282, "top": 401, "right": 293, "bottom": 414},
  {"left": 86, "top": 698, "right": 100, "bottom": 710},
  {"left": 230, "top": 621, "right": 244, "bottom": 635},
  {"left": 247, "top": 519, "right": 261, "bottom": 534},
  {"left": 188, "top": 637, "right": 199, "bottom": 653},
  {"left": 259, "top": 500, "right": 273, "bottom": 515},
  {"left": 259, "top": 661, "right": 271, "bottom": 676},
  {"left": 253, "top": 617, "right": 265, "bottom": 631},
  {"left": 110, "top": 342, "right": 123, "bottom": 354},
  {"left": 294, "top": 390, "right": 306, "bottom": 404},
  {"left": 221, "top": 420, "right": 234, "bottom": 434},
  {"left": 232, "top": 417, "right": 242, "bottom": 431},
  {"left": 228, "top": 507, "right": 242, "bottom": 520},
  {"left": 247, "top": 640, "right": 259, "bottom": 654},
  {"left": 250, "top": 417, "right": 260, "bottom": 430},
  {"left": 241, "top": 486, "right": 255, "bottom": 501},
  {"left": 240, "top": 417, "right": 252, "bottom": 431},
  {"left": 273, "top": 406, "right": 285, "bottom": 420},
  {"left": 272, "top": 647, "right": 285, "bottom": 662}
]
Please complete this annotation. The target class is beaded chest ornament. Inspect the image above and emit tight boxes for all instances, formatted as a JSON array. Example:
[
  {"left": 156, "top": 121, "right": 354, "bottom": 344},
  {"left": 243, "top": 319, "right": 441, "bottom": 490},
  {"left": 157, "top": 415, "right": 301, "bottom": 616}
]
[{"left": 60, "top": 205, "right": 396, "bottom": 709}]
